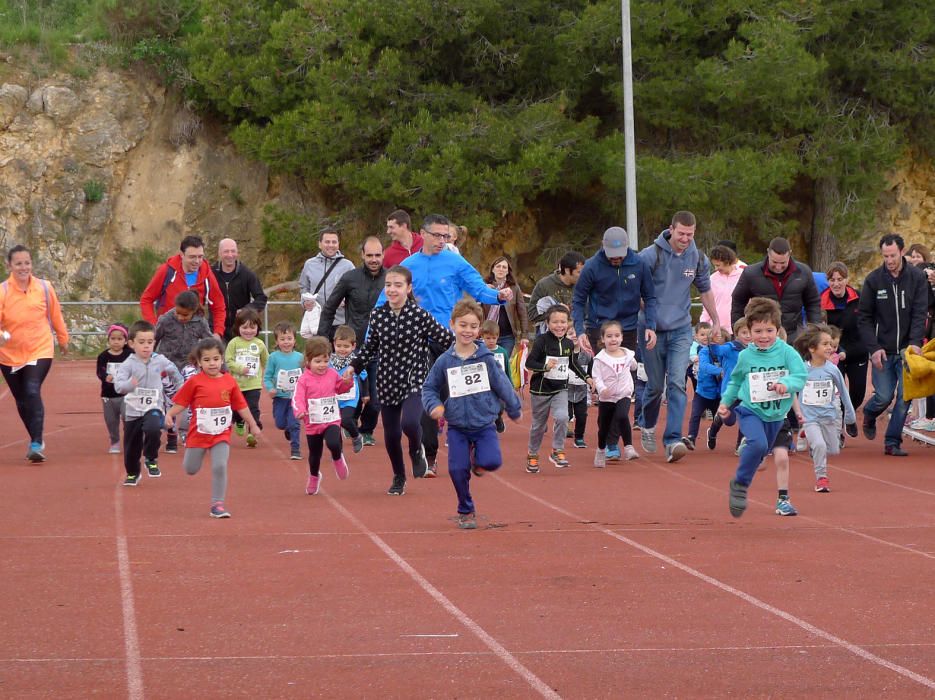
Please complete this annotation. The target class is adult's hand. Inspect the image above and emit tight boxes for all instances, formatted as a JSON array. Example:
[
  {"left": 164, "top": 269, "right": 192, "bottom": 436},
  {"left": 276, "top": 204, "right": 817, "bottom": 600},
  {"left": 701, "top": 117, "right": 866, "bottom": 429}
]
[
  {"left": 644, "top": 328, "right": 657, "bottom": 351},
  {"left": 498, "top": 287, "right": 514, "bottom": 302},
  {"left": 579, "top": 333, "right": 593, "bottom": 354},
  {"left": 871, "top": 348, "right": 886, "bottom": 370},
  {"left": 907, "top": 344, "right": 922, "bottom": 356},
  {"left": 59, "top": 342, "right": 70, "bottom": 357}
]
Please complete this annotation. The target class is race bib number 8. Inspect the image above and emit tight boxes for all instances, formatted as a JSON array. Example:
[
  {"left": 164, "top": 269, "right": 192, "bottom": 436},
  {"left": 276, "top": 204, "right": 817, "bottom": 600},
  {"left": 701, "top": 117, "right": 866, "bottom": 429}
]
[
  {"left": 236, "top": 352, "right": 260, "bottom": 377},
  {"left": 802, "top": 379, "right": 834, "bottom": 406},
  {"left": 126, "top": 387, "right": 160, "bottom": 412},
  {"left": 447, "top": 362, "right": 491, "bottom": 397},
  {"left": 307, "top": 396, "right": 338, "bottom": 424},
  {"left": 196, "top": 406, "right": 232, "bottom": 435},
  {"left": 545, "top": 356, "right": 569, "bottom": 381},
  {"left": 276, "top": 368, "right": 302, "bottom": 392},
  {"left": 748, "top": 369, "right": 790, "bottom": 403}
]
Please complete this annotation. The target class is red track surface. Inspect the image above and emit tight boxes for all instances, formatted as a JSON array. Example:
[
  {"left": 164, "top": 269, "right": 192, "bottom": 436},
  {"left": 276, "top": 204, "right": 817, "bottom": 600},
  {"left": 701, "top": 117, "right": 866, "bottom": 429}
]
[{"left": 2, "top": 360, "right": 933, "bottom": 699}]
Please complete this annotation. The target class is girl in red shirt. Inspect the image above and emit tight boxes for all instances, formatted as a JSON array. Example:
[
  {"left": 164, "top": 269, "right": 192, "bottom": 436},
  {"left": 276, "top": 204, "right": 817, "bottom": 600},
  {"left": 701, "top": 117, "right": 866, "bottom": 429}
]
[{"left": 166, "top": 338, "right": 261, "bottom": 518}]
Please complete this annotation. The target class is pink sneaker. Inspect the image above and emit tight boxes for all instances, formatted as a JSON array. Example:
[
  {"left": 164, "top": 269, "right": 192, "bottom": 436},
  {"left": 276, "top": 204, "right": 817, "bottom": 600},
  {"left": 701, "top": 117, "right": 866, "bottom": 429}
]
[
  {"left": 333, "top": 455, "right": 349, "bottom": 480},
  {"left": 306, "top": 473, "right": 321, "bottom": 495}
]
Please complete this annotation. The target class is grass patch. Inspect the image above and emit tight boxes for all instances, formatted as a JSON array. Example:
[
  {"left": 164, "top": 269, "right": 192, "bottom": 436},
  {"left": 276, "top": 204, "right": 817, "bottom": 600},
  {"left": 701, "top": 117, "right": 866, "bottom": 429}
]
[
  {"left": 83, "top": 180, "right": 105, "bottom": 203},
  {"left": 125, "top": 245, "right": 164, "bottom": 298}
]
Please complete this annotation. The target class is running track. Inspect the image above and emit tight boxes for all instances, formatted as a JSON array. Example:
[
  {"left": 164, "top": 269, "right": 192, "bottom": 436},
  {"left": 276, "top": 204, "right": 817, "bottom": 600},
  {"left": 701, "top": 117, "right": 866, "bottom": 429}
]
[{"left": 1, "top": 361, "right": 933, "bottom": 698}]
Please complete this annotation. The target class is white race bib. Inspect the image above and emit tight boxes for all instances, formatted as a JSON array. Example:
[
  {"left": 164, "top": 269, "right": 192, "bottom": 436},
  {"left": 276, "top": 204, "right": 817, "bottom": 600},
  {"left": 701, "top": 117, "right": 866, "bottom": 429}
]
[
  {"left": 276, "top": 368, "right": 302, "bottom": 392},
  {"left": 336, "top": 380, "right": 358, "bottom": 402},
  {"left": 106, "top": 362, "right": 120, "bottom": 377},
  {"left": 446, "top": 362, "right": 491, "bottom": 397},
  {"left": 196, "top": 406, "right": 233, "bottom": 435},
  {"left": 568, "top": 364, "right": 586, "bottom": 385},
  {"left": 802, "top": 379, "right": 834, "bottom": 406},
  {"left": 545, "top": 355, "right": 569, "bottom": 381},
  {"left": 126, "top": 387, "right": 161, "bottom": 412},
  {"left": 493, "top": 353, "right": 506, "bottom": 373},
  {"left": 236, "top": 351, "right": 260, "bottom": 377},
  {"left": 307, "top": 396, "right": 338, "bottom": 424},
  {"left": 636, "top": 362, "right": 647, "bottom": 383},
  {"left": 748, "top": 369, "right": 790, "bottom": 403}
]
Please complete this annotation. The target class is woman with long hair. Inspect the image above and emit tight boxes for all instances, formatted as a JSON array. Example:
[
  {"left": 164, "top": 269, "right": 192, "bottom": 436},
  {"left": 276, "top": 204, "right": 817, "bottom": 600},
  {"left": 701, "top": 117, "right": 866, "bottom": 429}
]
[{"left": 482, "top": 255, "right": 530, "bottom": 358}]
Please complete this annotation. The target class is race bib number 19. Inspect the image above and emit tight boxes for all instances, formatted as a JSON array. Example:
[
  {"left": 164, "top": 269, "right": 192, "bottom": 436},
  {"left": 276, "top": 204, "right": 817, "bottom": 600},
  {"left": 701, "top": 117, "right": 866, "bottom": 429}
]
[
  {"left": 447, "top": 362, "right": 491, "bottom": 397},
  {"left": 748, "top": 369, "right": 790, "bottom": 403},
  {"left": 196, "top": 406, "right": 232, "bottom": 435}
]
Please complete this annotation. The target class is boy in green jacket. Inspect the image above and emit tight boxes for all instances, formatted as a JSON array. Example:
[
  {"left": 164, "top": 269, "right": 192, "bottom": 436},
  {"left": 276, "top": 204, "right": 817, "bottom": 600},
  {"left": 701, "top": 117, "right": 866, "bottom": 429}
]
[{"left": 718, "top": 298, "right": 807, "bottom": 518}]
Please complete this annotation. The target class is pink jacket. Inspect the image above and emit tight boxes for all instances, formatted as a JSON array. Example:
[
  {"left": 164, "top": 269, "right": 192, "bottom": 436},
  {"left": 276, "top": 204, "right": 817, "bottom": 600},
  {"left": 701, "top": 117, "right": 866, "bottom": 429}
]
[
  {"left": 292, "top": 367, "right": 354, "bottom": 435},
  {"left": 592, "top": 348, "right": 637, "bottom": 402},
  {"left": 700, "top": 264, "right": 743, "bottom": 333}
]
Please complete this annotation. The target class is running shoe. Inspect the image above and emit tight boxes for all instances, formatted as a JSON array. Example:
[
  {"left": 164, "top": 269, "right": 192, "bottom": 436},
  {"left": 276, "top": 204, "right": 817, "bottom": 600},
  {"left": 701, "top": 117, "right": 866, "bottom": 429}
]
[
  {"left": 549, "top": 449, "right": 569, "bottom": 468},
  {"left": 495, "top": 416, "right": 505, "bottom": 433},
  {"left": 706, "top": 426, "right": 717, "bottom": 451},
  {"left": 425, "top": 459, "right": 438, "bottom": 478},
  {"left": 145, "top": 461, "right": 161, "bottom": 478},
  {"left": 814, "top": 477, "right": 830, "bottom": 493},
  {"left": 525, "top": 454, "right": 540, "bottom": 473},
  {"left": 123, "top": 474, "right": 140, "bottom": 487},
  {"left": 796, "top": 430, "right": 807, "bottom": 453},
  {"left": 387, "top": 475, "right": 406, "bottom": 495},
  {"left": 306, "top": 473, "right": 321, "bottom": 495},
  {"left": 235, "top": 423, "right": 245, "bottom": 437},
  {"left": 775, "top": 497, "right": 798, "bottom": 516},
  {"left": 666, "top": 441, "right": 687, "bottom": 463},
  {"left": 728, "top": 479, "right": 748, "bottom": 518},
  {"left": 593, "top": 448, "right": 606, "bottom": 468},
  {"left": 605, "top": 445, "right": 621, "bottom": 461},
  {"left": 352, "top": 434, "right": 364, "bottom": 453},
  {"left": 26, "top": 442, "right": 46, "bottom": 463},
  {"left": 624, "top": 445, "right": 639, "bottom": 461},
  {"left": 412, "top": 446, "right": 428, "bottom": 478},
  {"left": 109, "top": 443, "right": 121, "bottom": 454},
  {"left": 210, "top": 501, "right": 231, "bottom": 518},
  {"left": 290, "top": 449, "right": 302, "bottom": 460},
  {"left": 640, "top": 429, "right": 657, "bottom": 454},
  {"left": 681, "top": 436, "right": 695, "bottom": 451},
  {"left": 573, "top": 438, "right": 587, "bottom": 449},
  {"left": 246, "top": 433, "right": 257, "bottom": 448},
  {"left": 361, "top": 432, "right": 376, "bottom": 447},
  {"left": 458, "top": 512, "right": 478, "bottom": 530},
  {"left": 333, "top": 455, "right": 349, "bottom": 480}
]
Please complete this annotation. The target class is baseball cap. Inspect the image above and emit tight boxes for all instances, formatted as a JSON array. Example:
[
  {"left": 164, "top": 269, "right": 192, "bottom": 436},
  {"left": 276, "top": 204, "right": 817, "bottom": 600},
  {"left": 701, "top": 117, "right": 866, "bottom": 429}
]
[{"left": 602, "top": 227, "right": 629, "bottom": 257}]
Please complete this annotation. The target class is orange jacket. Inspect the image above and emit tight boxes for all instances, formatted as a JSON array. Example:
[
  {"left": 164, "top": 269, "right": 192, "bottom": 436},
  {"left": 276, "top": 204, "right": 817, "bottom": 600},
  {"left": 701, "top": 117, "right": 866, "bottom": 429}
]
[{"left": 0, "top": 275, "right": 69, "bottom": 366}]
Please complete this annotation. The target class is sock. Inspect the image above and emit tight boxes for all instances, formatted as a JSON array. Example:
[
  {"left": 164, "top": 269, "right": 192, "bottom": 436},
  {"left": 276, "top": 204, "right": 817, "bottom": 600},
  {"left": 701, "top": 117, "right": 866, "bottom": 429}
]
[{"left": 778, "top": 489, "right": 789, "bottom": 499}]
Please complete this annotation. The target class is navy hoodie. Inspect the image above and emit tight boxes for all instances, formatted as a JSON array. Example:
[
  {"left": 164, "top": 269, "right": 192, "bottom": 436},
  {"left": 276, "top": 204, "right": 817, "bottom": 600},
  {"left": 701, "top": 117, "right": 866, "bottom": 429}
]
[{"left": 572, "top": 248, "right": 657, "bottom": 334}]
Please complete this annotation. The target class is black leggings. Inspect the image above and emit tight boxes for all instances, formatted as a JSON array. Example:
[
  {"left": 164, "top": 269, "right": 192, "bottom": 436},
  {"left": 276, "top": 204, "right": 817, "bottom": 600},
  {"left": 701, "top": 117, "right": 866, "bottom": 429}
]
[
  {"left": 568, "top": 398, "right": 588, "bottom": 440},
  {"left": 237, "top": 388, "right": 263, "bottom": 430},
  {"left": 382, "top": 393, "right": 423, "bottom": 478},
  {"left": 340, "top": 405, "right": 360, "bottom": 438},
  {"left": 597, "top": 398, "right": 632, "bottom": 450},
  {"left": 306, "top": 425, "right": 343, "bottom": 476},
  {"left": 838, "top": 357, "right": 868, "bottom": 412},
  {"left": 1, "top": 358, "right": 52, "bottom": 443}
]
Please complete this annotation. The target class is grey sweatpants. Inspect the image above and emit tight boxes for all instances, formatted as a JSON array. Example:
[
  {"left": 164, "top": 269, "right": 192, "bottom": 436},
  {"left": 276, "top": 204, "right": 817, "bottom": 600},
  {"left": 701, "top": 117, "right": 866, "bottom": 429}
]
[
  {"left": 528, "top": 390, "right": 569, "bottom": 455},
  {"left": 102, "top": 396, "right": 124, "bottom": 444},
  {"left": 183, "top": 442, "right": 231, "bottom": 502},
  {"left": 804, "top": 419, "right": 839, "bottom": 479}
]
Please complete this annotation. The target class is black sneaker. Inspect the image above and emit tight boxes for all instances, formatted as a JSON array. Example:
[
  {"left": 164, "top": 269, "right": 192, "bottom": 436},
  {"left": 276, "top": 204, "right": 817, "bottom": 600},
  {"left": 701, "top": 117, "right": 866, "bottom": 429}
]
[
  {"left": 495, "top": 416, "right": 505, "bottom": 433},
  {"left": 412, "top": 447, "right": 428, "bottom": 478},
  {"left": 681, "top": 436, "right": 695, "bottom": 451},
  {"left": 884, "top": 444, "right": 908, "bottom": 457},
  {"left": 123, "top": 474, "right": 140, "bottom": 487},
  {"left": 728, "top": 479, "right": 748, "bottom": 518},
  {"left": 145, "top": 461, "right": 161, "bottom": 478},
  {"left": 862, "top": 415, "right": 877, "bottom": 440},
  {"left": 706, "top": 426, "right": 717, "bottom": 450},
  {"left": 387, "top": 475, "right": 406, "bottom": 495},
  {"left": 165, "top": 436, "right": 178, "bottom": 454}
]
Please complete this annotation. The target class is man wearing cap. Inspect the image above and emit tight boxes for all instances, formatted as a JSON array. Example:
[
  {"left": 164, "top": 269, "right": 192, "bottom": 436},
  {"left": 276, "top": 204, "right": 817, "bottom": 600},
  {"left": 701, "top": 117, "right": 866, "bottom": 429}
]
[
  {"left": 637, "top": 211, "right": 720, "bottom": 463},
  {"left": 573, "top": 226, "right": 657, "bottom": 356}
]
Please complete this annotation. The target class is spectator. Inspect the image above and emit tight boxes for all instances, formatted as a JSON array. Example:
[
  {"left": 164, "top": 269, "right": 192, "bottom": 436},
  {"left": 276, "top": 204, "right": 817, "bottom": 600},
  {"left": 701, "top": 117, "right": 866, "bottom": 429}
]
[
  {"left": 527, "top": 251, "right": 586, "bottom": 333},
  {"left": 700, "top": 244, "right": 743, "bottom": 336},
  {"left": 820, "top": 262, "right": 869, "bottom": 413},
  {"left": 482, "top": 255, "right": 531, "bottom": 358},
  {"left": 298, "top": 229, "right": 355, "bottom": 339},
  {"left": 212, "top": 238, "right": 268, "bottom": 341},
  {"left": 383, "top": 209, "right": 423, "bottom": 268}
]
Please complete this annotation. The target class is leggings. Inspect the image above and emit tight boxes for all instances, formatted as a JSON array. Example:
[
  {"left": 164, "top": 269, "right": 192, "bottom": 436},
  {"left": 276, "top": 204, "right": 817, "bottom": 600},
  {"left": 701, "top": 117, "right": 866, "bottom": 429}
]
[
  {"left": 340, "top": 406, "right": 360, "bottom": 438},
  {"left": 597, "top": 398, "right": 632, "bottom": 450},
  {"left": 306, "top": 425, "right": 343, "bottom": 476},
  {"left": 381, "top": 393, "right": 424, "bottom": 478},
  {"left": 102, "top": 396, "right": 124, "bottom": 444},
  {"left": 237, "top": 388, "right": 263, "bottom": 430},
  {"left": 184, "top": 442, "right": 231, "bottom": 502},
  {"left": 568, "top": 397, "right": 588, "bottom": 440},
  {"left": 1, "top": 359, "right": 52, "bottom": 443}
]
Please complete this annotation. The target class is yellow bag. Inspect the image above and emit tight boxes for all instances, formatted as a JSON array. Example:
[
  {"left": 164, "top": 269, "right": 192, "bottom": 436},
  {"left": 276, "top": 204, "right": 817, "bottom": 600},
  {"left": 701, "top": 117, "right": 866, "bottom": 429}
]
[
  {"left": 510, "top": 345, "right": 528, "bottom": 390},
  {"left": 902, "top": 338, "right": 935, "bottom": 400}
]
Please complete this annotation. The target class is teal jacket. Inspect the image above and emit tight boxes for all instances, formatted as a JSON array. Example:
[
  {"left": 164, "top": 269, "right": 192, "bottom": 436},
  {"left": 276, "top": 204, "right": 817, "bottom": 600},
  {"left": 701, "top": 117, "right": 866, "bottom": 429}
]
[
  {"left": 720, "top": 339, "right": 807, "bottom": 421},
  {"left": 263, "top": 350, "right": 305, "bottom": 399}
]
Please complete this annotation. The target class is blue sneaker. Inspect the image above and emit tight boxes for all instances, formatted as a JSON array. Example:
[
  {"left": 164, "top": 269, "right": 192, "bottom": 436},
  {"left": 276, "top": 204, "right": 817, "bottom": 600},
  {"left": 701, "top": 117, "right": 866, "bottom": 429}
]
[
  {"left": 775, "top": 497, "right": 798, "bottom": 516},
  {"left": 605, "top": 446, "right": 622, "bottom": 461},
  {"left": 26, "top": 442, "right": 46, "bottom": 463}
]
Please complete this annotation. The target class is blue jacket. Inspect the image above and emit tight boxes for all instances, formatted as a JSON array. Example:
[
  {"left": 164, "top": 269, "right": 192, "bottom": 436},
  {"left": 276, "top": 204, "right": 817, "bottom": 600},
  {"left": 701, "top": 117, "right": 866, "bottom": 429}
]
[
  {"left": 709, "top": 339, "right": 747, "bottom": 396},
  {"left": 422, "top": 344, "right": 521, "bottom": 432},
  {"left": 377, "top": 250, "right": 502, "bottom": 325},
  {"left": 638, "top": 230, "right": 712, "bottom": 331},
  {"left": 696, "top": 345, "right": 723, "bottom": 400},
  {"left": 572, "top": 248, "right": 656, "bottom": 334}
]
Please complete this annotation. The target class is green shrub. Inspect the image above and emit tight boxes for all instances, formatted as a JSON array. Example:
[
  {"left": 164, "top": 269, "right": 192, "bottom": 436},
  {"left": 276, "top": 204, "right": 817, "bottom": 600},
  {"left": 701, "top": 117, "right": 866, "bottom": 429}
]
[
  {"left": 83, "top": 180, "right": 105, "bottom": 202},
  {"left": 125, "top": 245, "right": 164, "bottom": 298}
]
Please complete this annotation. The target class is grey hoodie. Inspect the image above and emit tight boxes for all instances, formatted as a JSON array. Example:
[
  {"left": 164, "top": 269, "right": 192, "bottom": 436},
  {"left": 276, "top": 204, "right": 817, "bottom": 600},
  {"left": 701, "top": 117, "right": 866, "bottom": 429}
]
[
  {"left": 298, "top": 252, "right": 355, "bottom": 326},
  {"left": 113, "top": 353, "right": 183, "bottom": 419},
  {"left": 638, "top": 230, "right": 711, "bottom": 331}
]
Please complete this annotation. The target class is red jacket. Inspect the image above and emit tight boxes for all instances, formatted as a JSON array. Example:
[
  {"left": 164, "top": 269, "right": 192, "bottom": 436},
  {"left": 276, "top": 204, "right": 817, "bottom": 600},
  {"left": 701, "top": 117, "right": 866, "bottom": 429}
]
[
  {"left": 140, "top": 255, "right": 227, "bottom": 335},
  {"left": 382, "top": 232, "right": 424, "bottom": 268}
]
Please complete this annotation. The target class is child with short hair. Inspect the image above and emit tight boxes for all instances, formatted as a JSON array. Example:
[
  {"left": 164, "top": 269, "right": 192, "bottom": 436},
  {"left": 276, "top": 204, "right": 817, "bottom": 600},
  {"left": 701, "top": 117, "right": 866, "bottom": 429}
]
[
  {"left": 114, "top": 321, "right": 183, "bottom": 485},
  {"left": 225, "top": 307, "right": 269, "bottom": 447},
  {"left": 565, "top": 326, "right": 593, "bottom": 450},
  {"left": 96, "top": 323, "right": 131, "bottom": 453},
  {"left": 480, "top": 320, "right": 511, "bottom": 433},
  {"left": 592, "top": 320, "right": 638, "bottom": 466},
  {"left": 687, "top": 321, "right": 712, "bottom": 394},
  {"left": 524, "top": 304, "right": 593, "bottom": 472},
  {"left": 687, "top": 325, "right": 724, "bottom": 449},
  {"left": 793, "top": 324, "right": 858, "bottom": 493},
  {"left": 292, "top": 336, "right": 355, "bottom": 495},
  {"left": 330, "top": 324, "right": 368, "bottom": 454},
  {"left": 422, "top": 300, "right": 522, "bottom": 529},
  {"left": 299, "top": 292, "right": 319, "bottom": 340},
  {"left": 706, "top": 319, "right": 751, "bottom": 451},
  {"left": 166, "top": 337, "right": 261, "bottom": 518},
  {"left": 263, "top": 321, "right": 304, "bottom": 460},
  {"left": 718, "top": 298, "right": 807, "bottom": 518}
]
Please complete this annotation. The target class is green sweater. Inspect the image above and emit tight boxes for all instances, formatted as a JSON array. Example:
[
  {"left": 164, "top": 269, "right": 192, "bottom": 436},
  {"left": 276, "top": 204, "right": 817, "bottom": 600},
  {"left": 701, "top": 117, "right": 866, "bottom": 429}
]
[
  {"left": 720, "top": 339, "right": 807, "bottom": 422},
  {"left": 225, "top": 336, "right": 270, "bottom": 392}
]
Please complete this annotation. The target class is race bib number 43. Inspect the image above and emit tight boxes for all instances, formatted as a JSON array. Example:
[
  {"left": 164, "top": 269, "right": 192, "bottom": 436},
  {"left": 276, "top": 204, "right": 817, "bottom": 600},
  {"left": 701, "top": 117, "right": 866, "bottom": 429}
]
[
  {"left": 447, "top": 362, "right": 490, "bottom": 397},
  {"left": 307, "top": 396, "right": 338, "bottom": 424},
  {"left": 544, "top": 356, "right": 569, "bottom": 381},
  {"left": 802, "top": 379, "right": 834, "bottom": 406},
  {"left": 196, "top": 406, "right": 232, "bottom": 435},
  {"left": 748, "top": 369, "right": 790, "bottom": 403}
]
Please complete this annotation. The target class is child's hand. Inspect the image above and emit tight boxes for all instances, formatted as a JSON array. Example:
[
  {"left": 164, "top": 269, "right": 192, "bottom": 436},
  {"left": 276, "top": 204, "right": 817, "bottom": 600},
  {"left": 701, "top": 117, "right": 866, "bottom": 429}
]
[
  {"left": 342, "top": 366, "right": 356, "bottom": 379},
  {"left": 248, "top": 423, "right": 262, "bottom": 438},
  {"left": 586, "top": 377, "right": 595, "bottom": 390},
  {"left": 838, "top": 351, "right": 847, "bottom": 361},
  {"left": 295, "top": 412, "right": 307, "bottom": 422},
  {"left": 362, "top": 396, "right": 370, "bottom": 405},
  {"left": 106, "top": 375, "right": 114, "bottom": 383},
  {"left": 267, "top": 388, "right": 278, "bottom": 398},
  {"left": 545, "top": 359, "right": 557, "bottom": 370},
  {"left": 511, "top": 411, "right": 523, "bottom": 422},
  {"left": 845, "top": 422, "right": 858, "bottom": 438},
  {"left": 773, "top": 382, "right": 788, "bottom": 396},
  {"left": 717, "top": 404, "right": 730, "bottom": 418},
  {"left": 165, "top": 414, "right": 175, "bottom": 430},
  {"left": 429, "top": 406, "right": 445, "bottom": 420},
  {"left": 795, "top": 412, "right": 805, "bottom": 424}
]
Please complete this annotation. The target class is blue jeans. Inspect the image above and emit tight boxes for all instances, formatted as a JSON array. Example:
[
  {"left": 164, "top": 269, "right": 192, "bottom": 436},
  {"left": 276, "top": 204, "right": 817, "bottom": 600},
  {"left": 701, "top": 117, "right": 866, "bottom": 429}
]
[
  {"left": 863, "top": 354, "right": 908, "bottom": 448},
  {"left": 448, "top": 425, "right": 502, "bottom": 514},
  {"left": 272, "top": 396, "right": 300, "bottom": 452},
  {"left": 639, "top": 323, "right": 692, "bottom": 446},
  {"left": 734, "top": 406, "right": 784, "bottom": 486}
]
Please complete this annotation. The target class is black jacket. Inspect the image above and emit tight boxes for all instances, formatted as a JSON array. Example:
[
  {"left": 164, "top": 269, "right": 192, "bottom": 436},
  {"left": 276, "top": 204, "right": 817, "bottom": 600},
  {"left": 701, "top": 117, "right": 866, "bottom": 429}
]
[
  {"left": 211, "top": 261, "right": 267, "bottom": 340},
  {"left": 821, "top": 285, "right": 868, "bottom": 362},
  {"left": 731, "top": 258, "right": 820, "bottom": 340},
  {"left": 525, "top": 331, "right": 590, "bottom": 396},
  {"left": 317, "top": 265, "right": 386, "bottom": 344},
  {"left": 857, "top": 259, "right": 929, "bottom": 354}
]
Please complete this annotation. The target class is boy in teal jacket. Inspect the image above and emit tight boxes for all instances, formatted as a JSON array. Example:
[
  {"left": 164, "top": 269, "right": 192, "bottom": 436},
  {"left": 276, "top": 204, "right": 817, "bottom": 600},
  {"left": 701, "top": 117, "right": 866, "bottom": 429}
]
[{"left": 718, "top": 298, "right": 807, "bottom": 518}]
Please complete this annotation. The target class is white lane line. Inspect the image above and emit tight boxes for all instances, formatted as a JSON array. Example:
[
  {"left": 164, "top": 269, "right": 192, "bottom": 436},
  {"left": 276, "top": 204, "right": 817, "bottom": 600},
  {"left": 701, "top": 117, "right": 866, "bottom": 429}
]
[
  {"left": 0, "top": 421, "right": 98, "bottom": 451},
  {"left": 114, "top": 476, "right": 144, "bottom": 700},
  {"left": 791, "top": 454, "right": 935, "bottom": 497},
  {"left": 495, "top": 476, "right": 935, "bottom": 692},
  {"left": 326, "top": 495, "right": 562, "bottom": 700}
]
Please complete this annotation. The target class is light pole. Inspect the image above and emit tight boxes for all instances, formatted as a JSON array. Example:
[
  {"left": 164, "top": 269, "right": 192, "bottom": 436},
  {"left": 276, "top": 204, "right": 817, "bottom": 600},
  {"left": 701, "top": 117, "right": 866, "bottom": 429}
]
[{"left": 620, "top": 0, "right": 638, "bottom": 249}]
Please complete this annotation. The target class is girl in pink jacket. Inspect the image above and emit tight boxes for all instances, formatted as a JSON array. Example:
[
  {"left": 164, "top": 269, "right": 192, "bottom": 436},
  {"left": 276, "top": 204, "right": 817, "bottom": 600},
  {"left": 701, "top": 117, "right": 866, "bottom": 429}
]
[
  {"left": 292, "top": 336, "right": 355, "bottom": 495},
  {"left": 592, "top": 321, "right": 639, "bottom": 466}
]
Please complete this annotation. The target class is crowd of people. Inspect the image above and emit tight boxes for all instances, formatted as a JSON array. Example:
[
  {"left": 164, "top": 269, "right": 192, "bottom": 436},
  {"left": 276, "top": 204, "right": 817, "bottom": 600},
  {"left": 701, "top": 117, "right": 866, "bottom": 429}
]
[{"left": 1, "top": 211, "right": 932, "bottom": 525}]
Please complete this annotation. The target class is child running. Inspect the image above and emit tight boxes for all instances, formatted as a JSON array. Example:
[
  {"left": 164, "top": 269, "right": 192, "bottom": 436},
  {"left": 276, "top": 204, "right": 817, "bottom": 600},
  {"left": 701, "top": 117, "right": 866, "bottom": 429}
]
[
  {"left": 792, "top": 323, "right": 858, "bottom": 493},
  {"left": 293, "top": 336, "right": 355, "bottom": 495},
  {"left": 348, "top": 265, "right": 454, "bottom": 495},
  {"left": 565, "top": 327, "right": 593, "bottom": 450},
  {"left": 96, "top": 323, "right": 131, "bottom": 453},
  {"left": 167, "top": 337, "right": 260, "bottom": 518},
  {"left": 114, "top": 321, "right": 183, "bottom": 485},
  {"left": 480, "top": 320, "right": 511, "bottom": 433},
  {"left": 524, "top": 304, "right": 593, "bottom": 472},
  {"left": 592, "top": 321, "right": 638, "bottom": 466},
  {"left": 263, "top": 321, "right": 304, "bottom": 460},
  {"left": 422, "top": 300, "right": 522, "bottom": 529},
  {"left": 330, "top": 325, "right": 368, "bottom": 454},
  {"left": 718, "top": 298, "right": 807, "bottom": 518},
  {"left": 225, "top": 307, "right": 269, "bottom": 447},
  {"left": 687, "top": 326, "right": 724, "bottom": 449},
  {"left": 706, "top": 319, "right": 751, "bottom": 452}
]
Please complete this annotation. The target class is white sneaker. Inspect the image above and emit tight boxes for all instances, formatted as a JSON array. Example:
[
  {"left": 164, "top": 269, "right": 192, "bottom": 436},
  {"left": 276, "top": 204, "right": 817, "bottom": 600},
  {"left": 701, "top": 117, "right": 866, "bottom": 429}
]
[
  {"left": 640, "top": 428, "right": 657, "bottom": 454},
  {"left": 624, "top": 445, "right": 639, "bottom": 460},
  {"left": 909, "top": 417, "right": 935, "bottom": 431},
  {"left": 593, "top": 448, "right": 606, "bottom": 468}
]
